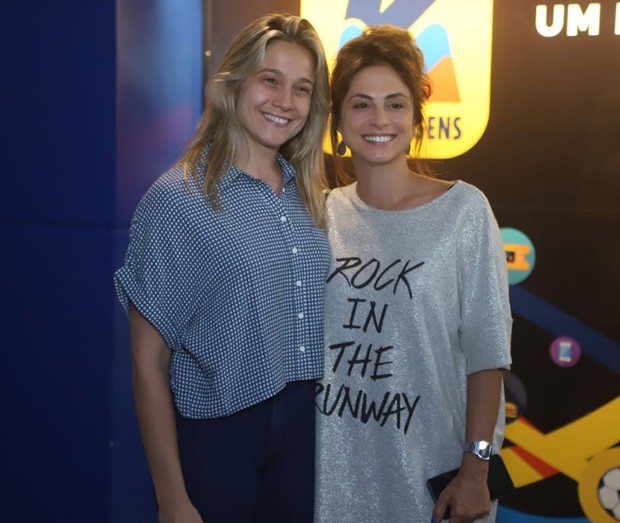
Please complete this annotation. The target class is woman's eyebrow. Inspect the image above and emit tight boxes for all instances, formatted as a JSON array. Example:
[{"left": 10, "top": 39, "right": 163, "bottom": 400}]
[
  {"left": 346, "top": 92, "right": 408, "bottom": 101},
  {"left": 257, "top": 67, "right": 314, "bottom": 85}
]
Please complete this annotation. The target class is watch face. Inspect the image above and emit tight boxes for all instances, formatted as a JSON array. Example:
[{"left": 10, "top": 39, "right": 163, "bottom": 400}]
[
  {"left": 478, "top": 441, "right": 491, "bottom": 453},
  {"left": 466, "top": 440, "right": 492, "bottom": 459}
]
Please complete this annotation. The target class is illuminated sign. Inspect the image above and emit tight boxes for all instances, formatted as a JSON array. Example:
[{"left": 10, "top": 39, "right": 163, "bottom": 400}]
[
  {"left": 535, "top": 3, "right": 620, "bottom": 37},
  {"left": 301, "top": 0, "right": 494, "bottom": 159}
]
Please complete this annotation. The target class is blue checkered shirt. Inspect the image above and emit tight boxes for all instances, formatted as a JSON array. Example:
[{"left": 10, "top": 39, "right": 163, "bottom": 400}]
[{"left": 115, "top": 152, "right": 330, "bottom": 418}]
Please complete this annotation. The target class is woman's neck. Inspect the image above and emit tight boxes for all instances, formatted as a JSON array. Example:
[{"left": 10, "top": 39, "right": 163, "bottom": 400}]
[
  {"left": 353, "top": 157, "right": 415, "bottom": 210},
  {"left": 235, "top": 148, "right": 283, "bottom": 195},
  {"left": 352, "top": 157, "right": 452, "bottom": 211}
]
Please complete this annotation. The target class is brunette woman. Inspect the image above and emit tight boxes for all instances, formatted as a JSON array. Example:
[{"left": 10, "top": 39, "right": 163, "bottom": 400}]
[{"left": 315, "top": 25, "right": 512, "bottom": 523}]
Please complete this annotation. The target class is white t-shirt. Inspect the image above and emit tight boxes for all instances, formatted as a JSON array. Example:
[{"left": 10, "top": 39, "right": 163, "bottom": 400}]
[{"left": 315, "top": 181, "right": 512, "bottom": 523}]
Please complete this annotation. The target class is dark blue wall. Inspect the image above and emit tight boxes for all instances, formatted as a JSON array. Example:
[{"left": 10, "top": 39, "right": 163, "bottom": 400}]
[
  {"left": 0, "top": 2, "right": 202, "bottom": 521},
  {"left": 112, "top": 1, "right": 203, "bottom": 521}
]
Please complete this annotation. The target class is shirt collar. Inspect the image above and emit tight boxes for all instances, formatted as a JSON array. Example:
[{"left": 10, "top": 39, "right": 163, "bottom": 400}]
[{"left": 219, "top": 153, "right": 297, "bottom": 190}]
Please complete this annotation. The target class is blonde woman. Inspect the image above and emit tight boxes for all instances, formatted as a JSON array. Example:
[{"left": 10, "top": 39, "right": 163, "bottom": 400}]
[{"left": 115, "top": 13, "right": 330, "bottom": 523}]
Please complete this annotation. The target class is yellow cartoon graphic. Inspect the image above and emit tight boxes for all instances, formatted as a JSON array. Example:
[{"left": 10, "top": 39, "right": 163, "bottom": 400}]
[{"left": 501, "top": 397, "right": 620, "bottom": 522}]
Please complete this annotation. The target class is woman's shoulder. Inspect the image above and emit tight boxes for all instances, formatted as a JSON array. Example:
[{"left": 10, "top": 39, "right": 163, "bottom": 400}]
[
  {"left": 445, "top": 181, "right": 501, "bottom": 235},
  {"left": 410, "top": 174, "right": 453, "bottom": 205},
  {"left": 134, "top": 165, "right": 205, "bottom": 222},
  {"left": 149, "top": 164, "right": 197, "bottom": 198},
  {"left": 325, "top": 183, "right": 356, "bottom": 203},
  {"left": 445, "top": 180, "right": 492, "bottom": 209}
]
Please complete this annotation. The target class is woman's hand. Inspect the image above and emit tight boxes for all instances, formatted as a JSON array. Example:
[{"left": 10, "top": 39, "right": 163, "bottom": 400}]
[
  {"left": 431, "top": 454, "right": 490, "bottom": 523},
  {"left": 158, "top": 498, "right": 204, "bottom": 523},
  {"left": 431, "top": 368, "right": 504, "bottom": 521}
]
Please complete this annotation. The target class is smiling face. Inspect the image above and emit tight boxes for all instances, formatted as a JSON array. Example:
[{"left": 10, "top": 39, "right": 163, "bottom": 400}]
[
  {"left": 339, "top": 64, "right": 415, "bottom": 169},
  {"left": 236, "top": 40, "right": 315, "bottom": 159}
]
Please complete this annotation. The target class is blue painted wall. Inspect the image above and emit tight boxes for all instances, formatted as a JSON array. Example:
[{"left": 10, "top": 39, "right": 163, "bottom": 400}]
[{"left": 0, "top": 1, "right": 202, "bottom": 521}]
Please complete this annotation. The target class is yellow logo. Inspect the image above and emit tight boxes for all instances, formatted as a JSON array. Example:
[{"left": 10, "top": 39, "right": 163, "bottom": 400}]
[
  {"left": 505, "top": 243, "right": 531, "bottom": 272},
  {"left": 301, "top": 0, "right": 494, "bottom": 159}
]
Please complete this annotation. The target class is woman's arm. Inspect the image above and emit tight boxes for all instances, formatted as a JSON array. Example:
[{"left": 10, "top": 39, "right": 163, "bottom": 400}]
[
  {"left": 431, "top": 368, "right": 503, "bottom": 523},
  {"left": 130, "top": 304, "right": 203, "bottom": 523}
]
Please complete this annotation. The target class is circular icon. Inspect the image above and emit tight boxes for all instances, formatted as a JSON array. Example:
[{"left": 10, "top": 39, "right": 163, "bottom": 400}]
[
  {"left": 579, "top": 448, "right": 620, "bottom": 522},
  {"left": 549, "top": 336, "right": 581, "bottom": 368},
  {"left": 500, "top": 227, "right": 536, "bottom": 285}
]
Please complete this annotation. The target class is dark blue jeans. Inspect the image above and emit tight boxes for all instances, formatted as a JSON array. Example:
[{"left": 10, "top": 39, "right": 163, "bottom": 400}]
[{"left": 175, "top": 380, "right": 316, "bottom": 523}]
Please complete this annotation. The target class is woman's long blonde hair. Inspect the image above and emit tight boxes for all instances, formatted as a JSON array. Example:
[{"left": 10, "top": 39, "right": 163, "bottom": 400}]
[{"left": 177, "top": 13, "right": 330, "bottom": 227}]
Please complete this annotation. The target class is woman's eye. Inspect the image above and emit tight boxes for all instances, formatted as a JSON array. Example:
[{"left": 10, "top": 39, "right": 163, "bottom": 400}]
[
  {"left": 353, "top": 102, "right": 368, "bottom": 109},
  {"left": 296, "top": 85, "right": 311, "bottom": 95},
  {"left": 390, "top": 103, "right": 405, "bottom": 109},
  {"left": 264, "top": 77, "right": 277, "bottom": 85}
]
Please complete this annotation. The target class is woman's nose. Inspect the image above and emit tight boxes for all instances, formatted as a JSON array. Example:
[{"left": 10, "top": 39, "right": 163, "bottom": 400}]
[
  {"left": 370, "top": 107, "right": 389, "bottom": 126},
  {"left": 273, "top": 88, "right": 292, "bottom": 110}
]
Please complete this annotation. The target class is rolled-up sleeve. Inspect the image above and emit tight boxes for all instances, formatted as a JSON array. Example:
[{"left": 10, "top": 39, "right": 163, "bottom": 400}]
[{"left": 457, "top": 192, "right": 512, "bottom": 374}]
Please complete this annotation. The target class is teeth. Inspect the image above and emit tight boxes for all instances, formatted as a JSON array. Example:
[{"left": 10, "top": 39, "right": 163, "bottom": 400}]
[
  {"left": 364, "top": 135, "right": 393, "bottom": 143},
  {"left": 264, "top": 113, "right": 288, "bottom": 125}
]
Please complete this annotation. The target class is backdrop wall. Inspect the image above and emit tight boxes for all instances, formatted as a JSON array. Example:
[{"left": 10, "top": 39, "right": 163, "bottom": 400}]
[{"left": 1, "top": 1, "right": 618, "bottom": 522}]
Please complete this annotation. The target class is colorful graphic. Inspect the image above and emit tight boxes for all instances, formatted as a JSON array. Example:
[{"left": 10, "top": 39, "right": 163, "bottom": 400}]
[
  {"left": 501, "top": 227, "right": 536, "bottom": 285},
  {"left": 501, "top": 284, "right": 620, "bottom": 522},
  {"left": 417, "top": 24, "right": 460, "bottom": 102},
  {"left": 550, "top": 336, "right": 582, "bottom": 368},
  {"left": 301, "top": 0, "right": 495, "bottom": 158},
  {"left": 501, "top": 398, "right": 620, "bottom": 522},
  {"left": 579, "top": 448, "right": 620, "bottom": 522}
]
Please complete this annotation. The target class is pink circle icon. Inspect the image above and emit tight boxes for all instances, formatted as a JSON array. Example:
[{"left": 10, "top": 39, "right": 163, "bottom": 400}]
[{"left": 549, "top": 336, "right": 581, "bottom": 368}]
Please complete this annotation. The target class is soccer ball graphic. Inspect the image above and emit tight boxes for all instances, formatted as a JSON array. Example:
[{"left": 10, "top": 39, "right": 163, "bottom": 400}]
[{"left": 598, "top": 467, "right": 620, "bottom": 519}]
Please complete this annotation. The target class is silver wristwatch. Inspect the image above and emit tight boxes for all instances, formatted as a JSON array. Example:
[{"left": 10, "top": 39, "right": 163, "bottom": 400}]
[{"left": 464, "top": 440, "right": 492, "bottom": 461}]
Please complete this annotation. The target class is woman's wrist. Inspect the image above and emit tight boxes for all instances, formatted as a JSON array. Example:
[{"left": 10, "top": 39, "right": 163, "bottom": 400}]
[{"left": 459, "top": 451, "right": 490, "bottom": 481}]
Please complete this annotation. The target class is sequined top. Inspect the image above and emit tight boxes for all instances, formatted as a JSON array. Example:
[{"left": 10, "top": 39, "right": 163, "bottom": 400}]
[
  {"left": 115, "top": 151, "right": 330, "bottom": 418},
  {"left": 315, "top": 181, "right": 512, "bottom": 523}
]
